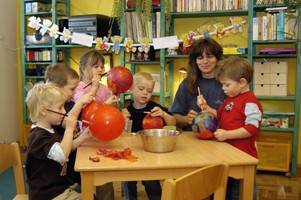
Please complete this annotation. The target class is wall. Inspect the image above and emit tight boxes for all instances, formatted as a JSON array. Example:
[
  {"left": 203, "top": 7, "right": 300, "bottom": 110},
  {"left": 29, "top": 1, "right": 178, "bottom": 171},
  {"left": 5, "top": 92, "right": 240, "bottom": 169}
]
[{"left": 0, "top": 0, "right": 19, "bottom": 143}]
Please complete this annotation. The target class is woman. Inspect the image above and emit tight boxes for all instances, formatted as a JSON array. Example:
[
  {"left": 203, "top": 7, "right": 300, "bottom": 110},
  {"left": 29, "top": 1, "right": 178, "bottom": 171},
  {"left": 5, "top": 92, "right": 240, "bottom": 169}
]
[{"left": 171, "top": 37, "right": 227, "bottom": 131}]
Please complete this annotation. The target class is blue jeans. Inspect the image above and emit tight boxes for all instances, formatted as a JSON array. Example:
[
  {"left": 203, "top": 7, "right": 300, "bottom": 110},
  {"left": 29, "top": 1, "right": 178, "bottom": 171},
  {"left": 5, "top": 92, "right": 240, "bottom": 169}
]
[
  {"left": 122, "top": 181, "right": 161, "bottom": 200},
  {"left": 226, "top": 168, "right": 257, "bottom": 200}
]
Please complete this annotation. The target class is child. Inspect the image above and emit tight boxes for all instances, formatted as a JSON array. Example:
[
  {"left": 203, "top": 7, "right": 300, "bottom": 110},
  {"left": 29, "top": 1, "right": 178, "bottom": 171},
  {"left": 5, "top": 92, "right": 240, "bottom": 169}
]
[
  {"left": 46, "top": 63, "right": 115, "bottom": 200},
  {"left": 45, "top": 63, "right": 94, "bottom": 185},
  {"left": 25, "top": 82, "right": 93, "bottom": 200},
  {"left": 198, "top": 57, "right": 262, "bottom": 200},
  {"left": 73, "top": 50, "right": 116, "bottom": 200},
  {"left": 73, "top": 49, "right": 118, "bottom": 106},
  {"left": 121, "top": 72, "right": 176, "bottom": 200}
]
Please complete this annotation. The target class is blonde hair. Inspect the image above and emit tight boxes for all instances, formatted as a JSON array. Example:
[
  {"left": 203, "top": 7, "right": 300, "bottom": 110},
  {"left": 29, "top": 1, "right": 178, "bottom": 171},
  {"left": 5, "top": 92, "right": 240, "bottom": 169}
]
[
  {"left": 26, "top": 82, "right": 67, "bottom": 122},
  {"left": 132, "top": 72, "right": 155, "bottom": 89}
]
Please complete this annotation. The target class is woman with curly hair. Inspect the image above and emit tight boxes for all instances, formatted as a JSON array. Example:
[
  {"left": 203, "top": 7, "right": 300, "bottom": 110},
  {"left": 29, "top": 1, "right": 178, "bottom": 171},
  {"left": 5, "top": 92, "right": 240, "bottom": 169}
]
[{"left": 171, "top": 37, "right": 227, "bottom": 131}]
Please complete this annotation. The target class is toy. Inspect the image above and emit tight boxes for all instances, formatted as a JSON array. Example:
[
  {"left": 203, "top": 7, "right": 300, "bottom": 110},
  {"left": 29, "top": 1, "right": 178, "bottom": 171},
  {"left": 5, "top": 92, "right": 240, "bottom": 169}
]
[
  {"left": 192, "top": 112, "right": 218, "bottom": 140},
  {"left": 142, "top": 113, "right": 164, "bottom": 129},
  {"left": 107, "top": 66, "right": 133, "bottom": 95},
  {"left": 88, "top": 104, "right": 125, "bottom": 141},
  {"left": 82, "top": 100, "right": 104, "bottom": 127}
]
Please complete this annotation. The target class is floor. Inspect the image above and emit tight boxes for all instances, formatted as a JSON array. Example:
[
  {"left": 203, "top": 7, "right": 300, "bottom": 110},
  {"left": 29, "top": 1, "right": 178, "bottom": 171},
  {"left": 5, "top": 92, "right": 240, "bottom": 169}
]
[{"left": 2, "top": 149, "right": 299, "bottom": 200}]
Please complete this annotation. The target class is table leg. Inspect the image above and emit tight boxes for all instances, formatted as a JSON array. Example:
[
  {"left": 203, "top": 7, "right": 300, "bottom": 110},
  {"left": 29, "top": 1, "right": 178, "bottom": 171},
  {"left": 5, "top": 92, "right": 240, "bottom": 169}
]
[
  {"left": 240, "top": 165, "right": 255, "bottom": 200},
  {"left": 81, "top": 172, "right": 94, "bottom": 199}
]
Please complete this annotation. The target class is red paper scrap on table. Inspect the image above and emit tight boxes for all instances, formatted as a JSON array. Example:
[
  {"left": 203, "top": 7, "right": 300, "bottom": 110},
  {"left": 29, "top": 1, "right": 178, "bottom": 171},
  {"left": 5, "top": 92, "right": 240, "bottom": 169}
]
[
  {"left": 96, "top": 147, "right": 138, "bottom": 162},
  {"left": 89, "top": 155, "right": 100, "bottom": 162}
]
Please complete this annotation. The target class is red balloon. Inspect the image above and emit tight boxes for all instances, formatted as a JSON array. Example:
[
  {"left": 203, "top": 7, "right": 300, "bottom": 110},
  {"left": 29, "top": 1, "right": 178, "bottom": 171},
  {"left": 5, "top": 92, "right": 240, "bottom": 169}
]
[
  {"left": 142, "top": 113, "right": 164, "bottom": 130},
  {"left": 107, "top": 66, "right": 133, "bottom": 95},
  {"left": 88, "top": 104, "right": 125, "bottom": 141},
  {"left": 82, "top": 100, "right": 104, "bottom": 127}
]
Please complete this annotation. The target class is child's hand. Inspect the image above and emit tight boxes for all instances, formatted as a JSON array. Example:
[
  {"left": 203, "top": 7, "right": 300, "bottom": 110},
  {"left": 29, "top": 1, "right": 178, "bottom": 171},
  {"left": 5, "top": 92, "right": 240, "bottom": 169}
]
[
  {"left": 81, "top": 127, "right": 93, "bottom": 140},
  {"left": 121, "top": 108, "right": 131, "bottom": 120},
  {"left": 150, "top": 107, "right": 165, "bottom": 118},
  {"left": 197, "top": 95, "right": 208, "bottom": 111},
  {"left": 214, "top": 129, "right": 228, "bottom": 141},
  {"left": 78, "top": 92, "right": 94, "bottom": 105},
  {"left": 105, "top": 95, "right": 119, "bottom": 106},
  {"left": 65, "top": 116, "right": 78, "bottom": 131},
  {"left": 186, "top": 110, "right": 198, "bottom": 125},
  {"left": 91, "top": 74, "right": 101, "bottom": 89}
]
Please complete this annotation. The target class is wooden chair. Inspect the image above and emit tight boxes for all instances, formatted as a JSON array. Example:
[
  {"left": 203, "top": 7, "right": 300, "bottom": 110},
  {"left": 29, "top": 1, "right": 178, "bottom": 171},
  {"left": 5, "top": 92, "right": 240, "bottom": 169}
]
[
  {"left": 0, "top": 142, "right": 28, "bottom": 200},
  {"left": 161, "top": 162, "right": 229, "bottom": 200}
]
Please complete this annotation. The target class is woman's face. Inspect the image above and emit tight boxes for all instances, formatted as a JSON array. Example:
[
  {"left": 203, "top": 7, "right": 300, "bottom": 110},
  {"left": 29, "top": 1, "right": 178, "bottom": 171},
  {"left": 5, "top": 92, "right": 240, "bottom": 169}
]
[{"left": 196, "top": 51, "right": 218, "bottom": 78}]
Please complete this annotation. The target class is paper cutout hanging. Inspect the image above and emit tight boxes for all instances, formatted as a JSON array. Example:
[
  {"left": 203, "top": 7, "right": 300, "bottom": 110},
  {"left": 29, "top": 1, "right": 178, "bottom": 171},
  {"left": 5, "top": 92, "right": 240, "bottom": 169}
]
[{"left": 27, "top": 16, "right": 246, "bottom": 54}]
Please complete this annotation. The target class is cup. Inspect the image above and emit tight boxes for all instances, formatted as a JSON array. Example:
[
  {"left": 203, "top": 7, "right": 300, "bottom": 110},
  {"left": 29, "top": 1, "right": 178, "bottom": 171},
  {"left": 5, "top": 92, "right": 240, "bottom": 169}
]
[{"left": 123, "top": 119, "right": 133, "bottom": 135}]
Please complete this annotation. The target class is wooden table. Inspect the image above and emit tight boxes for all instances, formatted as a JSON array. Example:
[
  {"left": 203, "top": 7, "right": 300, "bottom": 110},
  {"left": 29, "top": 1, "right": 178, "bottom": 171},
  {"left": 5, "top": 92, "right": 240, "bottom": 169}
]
[{"left": 75, "top": 132, "right": 258, "bottom": 200}]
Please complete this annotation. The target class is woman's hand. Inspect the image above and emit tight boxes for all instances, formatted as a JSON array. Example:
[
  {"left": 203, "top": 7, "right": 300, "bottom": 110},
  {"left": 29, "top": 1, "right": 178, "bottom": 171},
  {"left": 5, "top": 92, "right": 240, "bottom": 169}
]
[
  {"left": 197, "top": 95, "right": 208, "bottom": 111},
  {"left": 186, "top": 110, "right": 198, "bottom": 125}
]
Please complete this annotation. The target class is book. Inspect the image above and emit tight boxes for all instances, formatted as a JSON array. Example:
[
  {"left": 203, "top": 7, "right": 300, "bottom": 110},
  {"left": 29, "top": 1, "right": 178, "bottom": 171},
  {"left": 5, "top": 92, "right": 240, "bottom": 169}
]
[
  {"left": 156, "top": 12, "right": 161, "bottom": 38},
  {"left": 253, "top": 17, "right": 259, "bottom": 40},
  {"left": 262, "top": 16, "right": 269, "bottom": 40},
  {"left": 277, "top": 11, "right": 285, "bottom": 40}
]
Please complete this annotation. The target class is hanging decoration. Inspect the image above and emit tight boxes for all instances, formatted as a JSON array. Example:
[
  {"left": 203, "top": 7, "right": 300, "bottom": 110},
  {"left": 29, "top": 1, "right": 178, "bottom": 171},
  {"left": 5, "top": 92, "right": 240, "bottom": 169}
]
[{"left": 27, "top": 16, "right": 246, "bottom": 55}]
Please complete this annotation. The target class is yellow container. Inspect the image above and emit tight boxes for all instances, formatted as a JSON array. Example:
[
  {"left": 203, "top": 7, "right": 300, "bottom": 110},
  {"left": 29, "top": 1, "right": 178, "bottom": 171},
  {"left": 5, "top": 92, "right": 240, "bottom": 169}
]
[{"left": 257, "top": 134, "right": 292, "bottom": 172}]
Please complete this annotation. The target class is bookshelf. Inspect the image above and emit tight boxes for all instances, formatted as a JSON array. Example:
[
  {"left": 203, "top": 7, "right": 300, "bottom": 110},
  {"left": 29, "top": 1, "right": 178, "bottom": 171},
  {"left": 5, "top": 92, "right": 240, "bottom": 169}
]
[
  {"left": 20, "top": 0, "right": 70, "bottom": 146},
  {"left": 119, "top": 0, "right": 173, "bottom": 108},
  {"left": 168, "top": 0, "right": 300, "bottom": 176},
  {"left": 249, "top": 1, "right": 301, "bottom": 176}
]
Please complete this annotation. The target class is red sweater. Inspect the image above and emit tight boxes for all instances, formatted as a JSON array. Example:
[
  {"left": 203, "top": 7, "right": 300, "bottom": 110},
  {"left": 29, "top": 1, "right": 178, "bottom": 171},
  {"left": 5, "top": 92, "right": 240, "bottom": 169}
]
[{"left": 217, "top": 91, "right": 263, "bottom": 158}]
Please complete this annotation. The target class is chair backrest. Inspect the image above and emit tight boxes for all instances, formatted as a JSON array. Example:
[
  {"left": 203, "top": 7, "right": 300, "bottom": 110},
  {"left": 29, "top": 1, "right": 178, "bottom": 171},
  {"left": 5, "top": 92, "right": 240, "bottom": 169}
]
[
  {"left": 0, "top": 142, "right": 28, "bottom": 199},
  {"left": 161, "top": 162, "right": 229, "bottom": 200}
]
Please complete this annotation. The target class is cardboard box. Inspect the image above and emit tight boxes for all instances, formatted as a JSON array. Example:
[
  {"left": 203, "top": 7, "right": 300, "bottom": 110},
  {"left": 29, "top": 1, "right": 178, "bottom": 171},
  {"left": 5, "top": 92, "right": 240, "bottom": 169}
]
[
  {"left": 254, "top": 61, "right": 271, "bottom": 73},
  {"left": 261, "top": 115, "right": 289, "bottom": 128},
  {"left": 270, "top": 84, "right": 287, "bottom": 96},
  {"left": 223, "top": 47, "right": 247, "bottom": 54},
  {"left": 270, "top": 73, "right": 287, "bottom": 85},
  {"left": 31, "top": 2, "right": 47, "bottom": 13},
  {"left": 254, "top": 73, "right": 270, "bottom": 84},
  {"left": 261, "top": 110, "right": 294, "bottom": 128},
  {"left": 25, "top": 2, "right": 32, "bottom": 13},
  {"left": 253, "top": 61, "right": 288, "bottom": 96},
  {"left": 273, "top": 61, "right": 288, "bottom": 73},
  {"left": 254, "top": 84, "right": 270, "bottom": 95}
]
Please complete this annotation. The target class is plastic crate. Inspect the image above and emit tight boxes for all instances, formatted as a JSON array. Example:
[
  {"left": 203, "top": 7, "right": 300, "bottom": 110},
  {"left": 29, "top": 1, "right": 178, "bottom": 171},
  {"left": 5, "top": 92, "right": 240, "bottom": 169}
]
[{"left": 257, "top": 134, "right": 292, "bottom": 172}]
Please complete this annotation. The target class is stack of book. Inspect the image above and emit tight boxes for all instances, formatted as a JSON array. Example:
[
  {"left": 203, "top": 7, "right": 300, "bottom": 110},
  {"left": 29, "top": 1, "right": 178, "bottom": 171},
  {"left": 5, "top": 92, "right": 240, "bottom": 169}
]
[{"left": 253, "top": 7, "right": 298, "bottom": 41}]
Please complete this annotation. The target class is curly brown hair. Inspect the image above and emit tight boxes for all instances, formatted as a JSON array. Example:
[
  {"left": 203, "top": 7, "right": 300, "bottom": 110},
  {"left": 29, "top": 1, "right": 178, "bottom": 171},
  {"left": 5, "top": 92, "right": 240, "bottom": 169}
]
[{"left": 187, "top": 37, "right": 223, "bottom": 95}]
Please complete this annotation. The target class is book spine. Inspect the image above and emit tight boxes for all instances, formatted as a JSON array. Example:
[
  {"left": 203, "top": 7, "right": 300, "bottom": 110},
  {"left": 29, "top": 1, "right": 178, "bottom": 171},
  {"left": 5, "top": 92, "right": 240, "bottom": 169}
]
[
  {"left": 262, "top": 16, "right": 268, "bottom": 41},
  {"left": 277, "top": 11, "right": 285, "bottom": 40},
  {"left": 253, "top": 17, "right": 259, "bottom": 40}
]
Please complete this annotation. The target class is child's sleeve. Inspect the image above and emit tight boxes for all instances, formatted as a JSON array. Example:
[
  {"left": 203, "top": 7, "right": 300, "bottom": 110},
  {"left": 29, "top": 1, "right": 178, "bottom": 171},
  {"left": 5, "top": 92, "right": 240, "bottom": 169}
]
[
  {"left": 243, "top": 102, "right": 262, "bottom": 135},
  {"left": 73, "top": 83, "right": 87, "bottom": 102}
]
